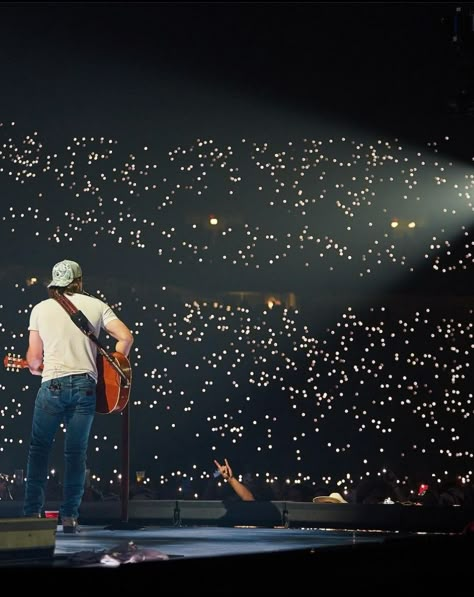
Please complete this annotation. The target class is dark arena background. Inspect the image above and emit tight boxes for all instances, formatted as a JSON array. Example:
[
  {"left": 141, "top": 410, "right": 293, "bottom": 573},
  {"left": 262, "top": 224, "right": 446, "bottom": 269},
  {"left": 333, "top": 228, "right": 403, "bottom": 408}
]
[{"left": 0, "top": 2, "right": 473, "bottom": 590}]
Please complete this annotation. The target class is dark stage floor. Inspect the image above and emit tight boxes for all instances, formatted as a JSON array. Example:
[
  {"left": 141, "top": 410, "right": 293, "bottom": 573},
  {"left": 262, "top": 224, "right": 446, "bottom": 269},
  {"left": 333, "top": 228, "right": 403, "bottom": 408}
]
[{"left": 0, "top": 518, "right": 472, "bottom": 594}]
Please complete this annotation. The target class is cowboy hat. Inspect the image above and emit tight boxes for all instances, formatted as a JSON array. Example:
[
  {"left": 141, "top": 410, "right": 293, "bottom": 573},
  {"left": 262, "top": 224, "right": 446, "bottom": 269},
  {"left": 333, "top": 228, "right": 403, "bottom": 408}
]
[{"left": 312, "top": 492, "right": 348, "bottom": 504}]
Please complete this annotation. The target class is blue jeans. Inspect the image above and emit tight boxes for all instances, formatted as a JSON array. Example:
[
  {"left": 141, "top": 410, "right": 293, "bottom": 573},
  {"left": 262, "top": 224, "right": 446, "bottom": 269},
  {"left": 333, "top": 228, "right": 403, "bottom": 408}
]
[{"left": 23, "top": 374, "right": 96, "bottom": 519}]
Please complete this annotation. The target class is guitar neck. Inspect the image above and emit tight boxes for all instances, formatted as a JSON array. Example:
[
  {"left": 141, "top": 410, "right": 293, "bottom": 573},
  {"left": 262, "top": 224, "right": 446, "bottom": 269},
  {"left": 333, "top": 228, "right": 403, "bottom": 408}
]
[{"left": 3, "top": 354, "right": 44, "bottom": 372}]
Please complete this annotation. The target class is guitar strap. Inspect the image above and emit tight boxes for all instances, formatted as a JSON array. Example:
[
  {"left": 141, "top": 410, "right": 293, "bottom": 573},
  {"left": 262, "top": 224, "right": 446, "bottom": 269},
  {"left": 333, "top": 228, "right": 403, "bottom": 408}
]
[{"left": 52, "top": 291, "right": 129, "bottom": 383}]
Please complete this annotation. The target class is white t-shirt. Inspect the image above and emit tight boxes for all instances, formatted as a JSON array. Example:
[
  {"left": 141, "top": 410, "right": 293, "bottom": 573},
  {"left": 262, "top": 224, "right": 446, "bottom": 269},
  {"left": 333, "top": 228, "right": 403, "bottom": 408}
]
[{"left": 28, "top": 293, "right": 118, "bottom": 383}]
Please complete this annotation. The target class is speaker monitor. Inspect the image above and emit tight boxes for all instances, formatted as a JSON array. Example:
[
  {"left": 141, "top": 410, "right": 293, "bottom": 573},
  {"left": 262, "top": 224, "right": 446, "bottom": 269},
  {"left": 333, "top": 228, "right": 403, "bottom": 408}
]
[{"left": 0, "top": 517, "right": 57, "bottom": 564}]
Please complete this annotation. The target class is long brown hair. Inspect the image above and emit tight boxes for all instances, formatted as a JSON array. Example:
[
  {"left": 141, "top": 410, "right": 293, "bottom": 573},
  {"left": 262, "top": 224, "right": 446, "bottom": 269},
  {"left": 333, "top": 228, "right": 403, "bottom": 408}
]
[{"left": 47, "top": 278, "right": 82, "bottom": 298}]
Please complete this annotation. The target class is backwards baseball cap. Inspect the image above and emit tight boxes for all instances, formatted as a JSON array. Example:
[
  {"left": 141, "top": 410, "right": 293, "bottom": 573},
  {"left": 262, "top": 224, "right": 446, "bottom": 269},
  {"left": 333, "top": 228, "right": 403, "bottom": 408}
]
[{"left": 48, "top": 259, "right": 82, "bottom": 288}]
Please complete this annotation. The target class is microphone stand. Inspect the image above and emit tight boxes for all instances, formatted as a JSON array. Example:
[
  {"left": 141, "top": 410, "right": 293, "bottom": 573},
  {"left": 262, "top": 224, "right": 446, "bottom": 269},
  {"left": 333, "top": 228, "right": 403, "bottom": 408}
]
[{"left": 104, "top": 401, "right": 144, "bottom": 530}]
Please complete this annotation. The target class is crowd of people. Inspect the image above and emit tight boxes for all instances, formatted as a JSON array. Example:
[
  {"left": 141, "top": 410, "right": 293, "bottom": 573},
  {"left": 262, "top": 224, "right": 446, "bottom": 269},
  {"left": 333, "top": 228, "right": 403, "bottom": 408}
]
[
  {"left": 1, "top": 266, "right": 472, "bottom": 511},
  {"left": 0, "top": 127, "right": 473, "bottom": 523}
]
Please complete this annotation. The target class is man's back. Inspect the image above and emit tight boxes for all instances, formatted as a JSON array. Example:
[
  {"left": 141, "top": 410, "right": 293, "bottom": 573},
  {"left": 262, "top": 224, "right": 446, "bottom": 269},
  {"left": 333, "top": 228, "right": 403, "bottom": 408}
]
[{"left": 29, "top": 293, "right": 118, "bottom": 382}]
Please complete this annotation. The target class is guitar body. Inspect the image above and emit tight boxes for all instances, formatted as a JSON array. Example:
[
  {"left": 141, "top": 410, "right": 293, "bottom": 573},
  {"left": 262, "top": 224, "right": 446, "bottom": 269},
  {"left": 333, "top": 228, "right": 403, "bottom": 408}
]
[
  {"left": 4, "top": 352, "right": 132, "bottom": 415},
  {"left": 95, "top": 351, "right": 132, "bottom": 414}
]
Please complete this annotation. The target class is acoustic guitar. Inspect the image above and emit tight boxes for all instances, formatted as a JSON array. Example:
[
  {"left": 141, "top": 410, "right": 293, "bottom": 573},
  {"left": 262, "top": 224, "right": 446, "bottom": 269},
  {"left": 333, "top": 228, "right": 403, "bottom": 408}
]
[{"left": 3, "top": 352, "right": 132, "bottom": 414}]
